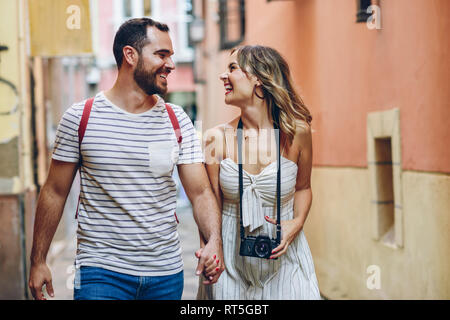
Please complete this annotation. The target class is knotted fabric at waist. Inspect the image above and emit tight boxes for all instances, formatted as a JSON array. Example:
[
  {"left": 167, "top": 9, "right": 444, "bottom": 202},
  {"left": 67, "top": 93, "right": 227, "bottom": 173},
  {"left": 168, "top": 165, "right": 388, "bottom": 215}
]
[{"left": 222, "top": 197, "right": 294, "bottom": 221}]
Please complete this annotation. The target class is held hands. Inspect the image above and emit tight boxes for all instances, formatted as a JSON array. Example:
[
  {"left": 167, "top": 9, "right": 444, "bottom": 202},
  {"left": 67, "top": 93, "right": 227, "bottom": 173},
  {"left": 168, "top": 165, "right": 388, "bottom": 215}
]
[
  {"left": 193, "top": 215, "right": 304, "bottom": 281},
  {"left": 265, "top": 216, "right": 303, "bottom": 259},
  {"left": 29, "top": 263, "right": 54, "bottom": 300},
  {"left": 194, "top": 238, "right": 224, "bottom": 285}
]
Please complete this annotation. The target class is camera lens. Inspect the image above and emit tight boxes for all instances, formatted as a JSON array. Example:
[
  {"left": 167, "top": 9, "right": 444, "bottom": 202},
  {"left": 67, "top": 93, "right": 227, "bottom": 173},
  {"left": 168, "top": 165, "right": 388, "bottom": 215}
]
[{"left": 254, "top": 237, "right": 271, "bottom": 258}]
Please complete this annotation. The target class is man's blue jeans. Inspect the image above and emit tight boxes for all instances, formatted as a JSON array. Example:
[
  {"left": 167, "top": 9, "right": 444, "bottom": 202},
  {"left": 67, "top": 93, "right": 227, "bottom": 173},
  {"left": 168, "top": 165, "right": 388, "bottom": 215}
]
[{"left": 73, "top": 266, "right": 184, "bottom": 300}]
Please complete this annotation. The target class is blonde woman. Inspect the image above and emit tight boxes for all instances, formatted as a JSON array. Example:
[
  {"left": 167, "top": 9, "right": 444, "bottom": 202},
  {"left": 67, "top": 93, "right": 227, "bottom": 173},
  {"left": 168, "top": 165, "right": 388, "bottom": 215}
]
[{"left": 196, "top": 45, "right": 321, "bottom": 299}]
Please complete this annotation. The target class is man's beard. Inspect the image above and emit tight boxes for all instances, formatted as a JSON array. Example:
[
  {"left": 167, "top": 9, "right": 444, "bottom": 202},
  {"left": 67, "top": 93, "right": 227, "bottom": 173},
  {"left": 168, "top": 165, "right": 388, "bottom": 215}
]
[{"left": 133, "top": 58, "right": 167, "bottom": 96}]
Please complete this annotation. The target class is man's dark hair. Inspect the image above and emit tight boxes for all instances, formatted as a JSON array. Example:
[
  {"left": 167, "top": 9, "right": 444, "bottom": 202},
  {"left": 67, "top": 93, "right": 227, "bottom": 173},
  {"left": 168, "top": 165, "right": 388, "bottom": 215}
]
[{"left": 113, "top": 18, "right": 169, "bottom": 69}]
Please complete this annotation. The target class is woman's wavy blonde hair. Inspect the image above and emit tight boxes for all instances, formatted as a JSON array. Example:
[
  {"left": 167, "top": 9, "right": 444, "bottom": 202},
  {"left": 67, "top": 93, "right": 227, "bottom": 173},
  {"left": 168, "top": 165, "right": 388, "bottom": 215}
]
[{"left": 232, "top": 45, "right": 312, "bottom": 144}]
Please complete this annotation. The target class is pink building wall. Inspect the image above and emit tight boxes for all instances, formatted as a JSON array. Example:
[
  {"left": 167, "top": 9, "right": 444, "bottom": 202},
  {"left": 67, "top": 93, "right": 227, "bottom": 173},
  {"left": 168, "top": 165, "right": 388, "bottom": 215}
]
[{"left": 243, "top": 0, "right": 450, "bottom": 173}]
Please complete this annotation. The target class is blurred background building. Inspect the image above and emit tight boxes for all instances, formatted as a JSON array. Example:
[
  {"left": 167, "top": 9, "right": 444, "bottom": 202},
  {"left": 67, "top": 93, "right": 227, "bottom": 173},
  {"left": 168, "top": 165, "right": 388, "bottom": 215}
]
[
  {"left": 0, "top": 0, "right": 448, "bottom": 299},
  {"left": 190, "top": 0, "right": 449, "bottom": 300},
  {"left": 0, "top": 0, "right": 197, "bottom": 299}
]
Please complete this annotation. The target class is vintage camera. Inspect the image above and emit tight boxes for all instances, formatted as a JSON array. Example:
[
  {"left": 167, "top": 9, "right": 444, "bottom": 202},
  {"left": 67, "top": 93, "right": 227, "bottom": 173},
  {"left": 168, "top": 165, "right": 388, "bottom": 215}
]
[{"left": 239, "top": 234, "right": 279, "bottom": 260}]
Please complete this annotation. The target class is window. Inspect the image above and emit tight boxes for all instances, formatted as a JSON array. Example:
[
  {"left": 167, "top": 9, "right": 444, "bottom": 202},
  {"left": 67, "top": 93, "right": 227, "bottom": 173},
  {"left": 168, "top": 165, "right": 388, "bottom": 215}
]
[
  {"left": 373, "top": 137, "right": 395, "bottom": 244},
  {"left": 186, "top": 0, "right": 195, "bottom": 49},
  {"left": 356, "top": 0, "right": 372, "bottom": 23},
  {"left": 219, "top": 0, "right": 245, "bottom": 50},
  {"left": 123, "top": 0, "right": 133, "bottom": 17},
  {"left": 143, "top": 0, "right": 151, "bottom": 17},
  {"left": 367, "top": 108, "right": 403, "bottom": 249}
]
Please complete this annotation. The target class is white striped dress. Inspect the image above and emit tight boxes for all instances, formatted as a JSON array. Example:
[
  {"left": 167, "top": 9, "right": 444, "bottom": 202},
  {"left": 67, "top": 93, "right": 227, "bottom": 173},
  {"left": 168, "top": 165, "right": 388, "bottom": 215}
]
[{"left": 197, "top": 154, "right": 321, "bottom": 299}]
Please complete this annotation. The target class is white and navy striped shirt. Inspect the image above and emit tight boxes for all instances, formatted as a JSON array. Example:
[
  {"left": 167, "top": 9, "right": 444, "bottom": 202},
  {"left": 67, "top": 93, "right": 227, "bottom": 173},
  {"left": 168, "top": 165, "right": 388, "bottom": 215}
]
[{"left": 52, "top": 91, "right": 204, "bottom": 276}]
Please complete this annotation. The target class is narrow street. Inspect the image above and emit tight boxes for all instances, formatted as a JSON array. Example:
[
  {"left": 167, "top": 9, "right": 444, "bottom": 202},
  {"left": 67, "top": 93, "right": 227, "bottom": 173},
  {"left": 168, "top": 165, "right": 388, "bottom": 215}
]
[{"left": 47, "top": 201, "right": 201, "bottom": 300}]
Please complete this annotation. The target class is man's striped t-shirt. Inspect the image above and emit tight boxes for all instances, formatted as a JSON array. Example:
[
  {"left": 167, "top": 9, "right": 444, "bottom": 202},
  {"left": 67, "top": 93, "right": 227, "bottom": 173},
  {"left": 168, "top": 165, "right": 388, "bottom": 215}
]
[{"left": 52, "top": 91, "right": 204, "bottom": 276}]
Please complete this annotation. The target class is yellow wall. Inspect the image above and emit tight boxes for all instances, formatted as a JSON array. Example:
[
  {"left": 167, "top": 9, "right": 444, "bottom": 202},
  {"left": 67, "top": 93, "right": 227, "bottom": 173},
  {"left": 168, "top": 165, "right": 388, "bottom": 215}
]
[
  {"left": 0, "top": 0, "right": 36, "bottom": 299},
  {"left": 28, "top": 0, "right": 92, "bottom": 57},
  {"left": 0, "top": 0, "right": 20, "bottom": 143},
  {"left": 0, "top": 0, "right": 30, "bottom": 194},
  {"left": 306, "top": 168, "right": 450, "bottom": 299}
]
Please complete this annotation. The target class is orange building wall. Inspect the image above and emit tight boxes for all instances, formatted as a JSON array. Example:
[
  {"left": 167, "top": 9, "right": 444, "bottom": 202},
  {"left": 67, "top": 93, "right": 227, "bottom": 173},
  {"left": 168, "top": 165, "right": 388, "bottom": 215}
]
[
  {"left": 196, "top": 0, "right": 450, "bottom": 299},
  {"left": 243, "top": 0, "right": 450, "bottom": 173}
]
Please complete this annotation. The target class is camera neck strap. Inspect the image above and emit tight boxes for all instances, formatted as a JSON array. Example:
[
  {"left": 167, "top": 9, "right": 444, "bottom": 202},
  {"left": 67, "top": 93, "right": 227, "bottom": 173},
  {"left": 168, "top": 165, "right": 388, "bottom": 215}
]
[{"left": 237, "top": 118, "right": 282, "bottom": 243}]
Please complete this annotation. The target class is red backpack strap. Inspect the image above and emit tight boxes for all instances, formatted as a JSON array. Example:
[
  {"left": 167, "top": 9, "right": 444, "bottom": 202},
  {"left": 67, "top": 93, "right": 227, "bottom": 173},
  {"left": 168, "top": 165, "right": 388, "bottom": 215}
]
[
  {"left": 78, "top": 97, "right": 94, "bottom": 145},
  {"left": 75, "top": 97, "right": 94, "bottom": 219},
  {"left": 165, "top": 104, "right": 182, "bottom": 145},
  {"left": 166, "top": 104, "right": 183, "bottom": 224}
]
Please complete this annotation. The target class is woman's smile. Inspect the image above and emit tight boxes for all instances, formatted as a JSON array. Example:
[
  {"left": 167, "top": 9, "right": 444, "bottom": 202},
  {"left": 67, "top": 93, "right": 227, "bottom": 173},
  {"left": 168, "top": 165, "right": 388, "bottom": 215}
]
[{"left": 224, "top": 82, "right": 233, "bottom": 95}]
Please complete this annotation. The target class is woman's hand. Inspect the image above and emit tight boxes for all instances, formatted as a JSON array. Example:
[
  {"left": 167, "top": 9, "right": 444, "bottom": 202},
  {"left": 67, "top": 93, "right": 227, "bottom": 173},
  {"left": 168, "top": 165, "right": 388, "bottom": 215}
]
[
  {"left": 265, "top": 216, "right": 303, "bottom": 259},
  {"left": 195, "top": 246, "right": 223, "bottom": 285}
]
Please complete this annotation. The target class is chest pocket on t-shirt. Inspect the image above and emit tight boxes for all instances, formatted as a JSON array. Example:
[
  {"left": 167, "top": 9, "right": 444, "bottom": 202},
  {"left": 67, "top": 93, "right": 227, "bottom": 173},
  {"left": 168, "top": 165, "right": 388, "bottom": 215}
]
[{"left": 148, "top": 139, "right": 179, "bottom": 176}]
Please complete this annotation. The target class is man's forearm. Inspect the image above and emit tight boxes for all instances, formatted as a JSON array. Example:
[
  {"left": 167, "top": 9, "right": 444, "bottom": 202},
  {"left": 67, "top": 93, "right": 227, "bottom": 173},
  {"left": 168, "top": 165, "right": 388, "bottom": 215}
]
[
  {"left": 191, "top": 187, "right": 222, "bottom": 243},
  {"left": 30, "top": 184, "right": 67, "bottom": 264}
]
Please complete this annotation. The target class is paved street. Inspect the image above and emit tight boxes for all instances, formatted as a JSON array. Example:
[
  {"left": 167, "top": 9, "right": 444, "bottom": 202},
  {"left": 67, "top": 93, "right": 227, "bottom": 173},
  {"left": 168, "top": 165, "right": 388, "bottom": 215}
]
[{"left": 47, "top": 202, "right": 201, "bottom": 300}]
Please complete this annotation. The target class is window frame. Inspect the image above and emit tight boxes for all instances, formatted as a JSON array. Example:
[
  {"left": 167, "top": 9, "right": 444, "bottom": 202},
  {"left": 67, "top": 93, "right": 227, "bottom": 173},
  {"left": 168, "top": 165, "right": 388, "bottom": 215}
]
[
  {"left": 356, "top": 0, "right": 372, "bottom": 23},
  {"left": 219, "top": 0, "right": 245, "bottom": 50},
  {"left": 367, "top": 108, "right": 404, "bottom": 249}
]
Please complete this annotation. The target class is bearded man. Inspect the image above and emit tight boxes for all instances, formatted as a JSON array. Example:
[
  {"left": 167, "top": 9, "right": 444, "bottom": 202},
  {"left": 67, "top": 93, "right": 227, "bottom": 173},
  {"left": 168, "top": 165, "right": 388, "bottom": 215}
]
[{"left": 28, "top": 18, "right": 223, "bottom": 300}]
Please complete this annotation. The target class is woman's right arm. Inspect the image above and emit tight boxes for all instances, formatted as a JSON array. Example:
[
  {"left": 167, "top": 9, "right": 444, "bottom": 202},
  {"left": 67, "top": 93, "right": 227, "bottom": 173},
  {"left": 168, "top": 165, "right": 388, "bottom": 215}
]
[{"left": 198, "top": 126, "right": 225, "bottom": 248}]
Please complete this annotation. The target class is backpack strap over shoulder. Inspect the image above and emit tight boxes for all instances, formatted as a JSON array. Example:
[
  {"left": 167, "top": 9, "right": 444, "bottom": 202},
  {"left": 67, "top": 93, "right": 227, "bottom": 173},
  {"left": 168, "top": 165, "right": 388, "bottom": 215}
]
[
  {"left": 75, "top": 97, "right": 94, "bottom": 219},
  {"left": 165, "top": 103, "right": 183, "bottom": 224},
  {"left": 78, "top": 97, "right": 94, "bottom": 145},
  {"left": 165, "top": 104, "right": 182, "bottom": 146}
]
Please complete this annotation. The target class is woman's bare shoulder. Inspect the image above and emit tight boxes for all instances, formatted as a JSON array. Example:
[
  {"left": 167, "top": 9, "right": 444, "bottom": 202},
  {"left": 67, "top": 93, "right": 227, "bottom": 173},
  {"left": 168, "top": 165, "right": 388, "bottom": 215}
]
[
  {"left": 204, "top": 124, "right": 224, "bottom": 137},
  {"left": 294, "top": 119, "right": 311, "bottom": 132},
  {"left": 203, "top": 122, "right": 233, "bottom": 164},
  {"left": 294, "top": 119, "right": 312, "bottom": 136},
  {"left": 292, "top": 119, "right": 312, "bottom": 150}
]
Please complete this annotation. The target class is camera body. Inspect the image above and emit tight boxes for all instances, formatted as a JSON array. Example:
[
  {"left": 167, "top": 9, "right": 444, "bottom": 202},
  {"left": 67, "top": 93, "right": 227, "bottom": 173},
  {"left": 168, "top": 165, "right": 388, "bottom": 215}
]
[{"left": 239, "top": 234, "right": 279, "bottom": 260}]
